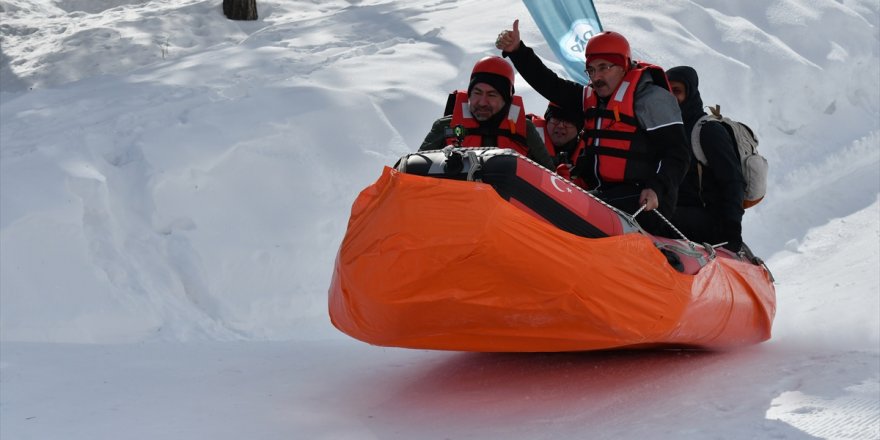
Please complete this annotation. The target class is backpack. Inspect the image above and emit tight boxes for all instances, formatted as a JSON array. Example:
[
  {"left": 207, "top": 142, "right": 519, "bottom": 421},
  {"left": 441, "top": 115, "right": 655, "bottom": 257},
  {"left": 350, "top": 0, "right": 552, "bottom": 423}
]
[{"left": 691, "top": 105, "right": 768, "bottom": 209}]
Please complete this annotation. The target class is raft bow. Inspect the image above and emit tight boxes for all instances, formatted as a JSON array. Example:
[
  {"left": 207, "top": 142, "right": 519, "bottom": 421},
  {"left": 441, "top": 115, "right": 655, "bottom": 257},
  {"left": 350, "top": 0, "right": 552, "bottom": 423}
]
[{"left": 329, "top": 148, "right": 775, "bottom": 352}]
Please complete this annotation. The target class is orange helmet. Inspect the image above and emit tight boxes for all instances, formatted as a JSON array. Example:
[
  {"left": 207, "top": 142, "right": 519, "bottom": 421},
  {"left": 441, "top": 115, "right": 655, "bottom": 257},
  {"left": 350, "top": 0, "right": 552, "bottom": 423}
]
[
  {"left": 585, "top": 31, "right": 631, "bottom": 68},
  {"left": 470, "top": 56, "right": 515, "bottom": 96}
]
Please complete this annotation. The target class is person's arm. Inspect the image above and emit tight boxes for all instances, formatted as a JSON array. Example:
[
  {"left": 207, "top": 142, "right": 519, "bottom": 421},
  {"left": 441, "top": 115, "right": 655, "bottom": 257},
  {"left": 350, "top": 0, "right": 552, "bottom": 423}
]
[
  {"left": 418, "top": 117, "right": 450, "bottom": 151},
  {"left": 635, "top": 85, "right": 691, "bottom": 211},
  {"left": 524, "top": 120, "right": 554, "bottom": 169},
  {"left": 645, "top": 124, "right": 690, "bottom": 203},
  {"left": 497, "top": 20, "right": 585, "bottom": 111}
]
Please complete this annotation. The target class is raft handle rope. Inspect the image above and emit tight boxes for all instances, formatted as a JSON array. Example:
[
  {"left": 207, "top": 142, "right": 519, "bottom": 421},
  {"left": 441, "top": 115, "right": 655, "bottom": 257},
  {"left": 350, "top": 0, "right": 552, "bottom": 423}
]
[
  {"left": 633, "top": 203, "right": 717, "bottom": 257},
  {"left": 632, "top": 206, "right": 720, "bottom": 267},
  {"left": 632, "top": 204, "right": 689, "bottom": 242},
  {"left": 637, "top": 204, "right": 774, "bottom": 272}
]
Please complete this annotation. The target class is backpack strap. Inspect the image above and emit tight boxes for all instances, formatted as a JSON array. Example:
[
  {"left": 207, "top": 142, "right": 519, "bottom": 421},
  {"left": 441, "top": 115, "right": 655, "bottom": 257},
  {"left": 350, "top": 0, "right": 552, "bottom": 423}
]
[
  {"left": 696, "top": 161, "right": 704, "bottom": 202},
  {"left": 691, "top": 113, "right": 719, "bottom": 207},
  {"left": 691, "top": 114, "right": 715, "bottom": 166}
]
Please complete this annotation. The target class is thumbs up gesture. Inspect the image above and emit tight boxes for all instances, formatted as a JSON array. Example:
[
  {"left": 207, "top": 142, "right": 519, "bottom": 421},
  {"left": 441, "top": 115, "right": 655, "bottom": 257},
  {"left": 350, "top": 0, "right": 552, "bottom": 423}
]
[{"left": 495, "top": 19, "right": 522, "bottom": 52}]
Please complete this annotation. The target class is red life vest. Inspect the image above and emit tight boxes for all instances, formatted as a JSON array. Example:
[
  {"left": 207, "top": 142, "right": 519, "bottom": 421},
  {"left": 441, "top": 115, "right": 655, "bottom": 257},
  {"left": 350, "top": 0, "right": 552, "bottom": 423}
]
[
  {"left": 577, "top": 62, "right": 670, "bottom": 187},
  {"left": 445, "top": 90, "right": 529, "bottom": 155},
  {"left": 529, "top": 114, "right": 584, "bottom": 164}
]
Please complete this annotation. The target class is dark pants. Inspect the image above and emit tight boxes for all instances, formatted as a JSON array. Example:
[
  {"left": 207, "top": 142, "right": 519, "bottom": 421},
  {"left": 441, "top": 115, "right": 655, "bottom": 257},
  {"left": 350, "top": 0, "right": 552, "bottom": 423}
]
[{"left": 670, "top": 206, "right": 742, "bottom": 252}]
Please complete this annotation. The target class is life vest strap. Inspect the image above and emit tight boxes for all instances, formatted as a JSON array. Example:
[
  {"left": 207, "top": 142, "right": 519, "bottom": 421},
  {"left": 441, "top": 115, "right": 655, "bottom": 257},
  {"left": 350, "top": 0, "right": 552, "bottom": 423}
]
[
  {"left": 591, "top": 145, "right": 655, "bottom": 162},
  {"left": 582, "top": 128, "right": 636, "bottom": 141},
  {"left": 444, "top": 126, "right": 529, "bottom": 148},
  {"left": 584, "top": 108, "right": 639, "bottom": 127}
]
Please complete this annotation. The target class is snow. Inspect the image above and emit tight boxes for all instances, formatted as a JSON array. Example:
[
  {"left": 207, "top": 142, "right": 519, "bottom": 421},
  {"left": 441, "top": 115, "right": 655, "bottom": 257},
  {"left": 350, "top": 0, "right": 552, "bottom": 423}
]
[{"left": 0, "top": 0, "right": 878, "bottom": 438}]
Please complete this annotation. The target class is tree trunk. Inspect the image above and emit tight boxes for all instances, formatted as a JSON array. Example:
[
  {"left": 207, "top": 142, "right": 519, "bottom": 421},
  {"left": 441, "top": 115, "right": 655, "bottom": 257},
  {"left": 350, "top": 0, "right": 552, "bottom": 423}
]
[{"left": 223, "top": 0, "right": 257, "bottom": 21}]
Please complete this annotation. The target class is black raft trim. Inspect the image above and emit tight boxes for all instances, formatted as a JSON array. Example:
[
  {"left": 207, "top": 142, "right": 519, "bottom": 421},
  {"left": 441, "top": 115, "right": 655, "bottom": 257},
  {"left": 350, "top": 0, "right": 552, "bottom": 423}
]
[{"left": 481, "top": 156, "right": 608, "bottom": 239}]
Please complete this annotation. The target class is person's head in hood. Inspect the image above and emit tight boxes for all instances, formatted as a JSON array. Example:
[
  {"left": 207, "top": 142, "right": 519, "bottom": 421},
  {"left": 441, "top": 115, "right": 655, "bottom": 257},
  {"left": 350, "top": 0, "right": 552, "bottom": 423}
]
[
  {"left": 467, "top": 56, "right": 515, "bottom": 123},
  {"left": 666, "top": 65, "right": 705, "bottom": 124}
]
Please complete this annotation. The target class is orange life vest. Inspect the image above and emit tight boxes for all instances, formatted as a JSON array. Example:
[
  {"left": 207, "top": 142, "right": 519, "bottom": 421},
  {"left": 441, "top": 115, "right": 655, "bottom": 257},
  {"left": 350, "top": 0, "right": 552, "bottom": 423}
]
[
  {"left": 444, "top": 90, "right": 529, "bottom": 155},
  {"left": 577, "top": 63, "right": 670, "bottom": 187}
]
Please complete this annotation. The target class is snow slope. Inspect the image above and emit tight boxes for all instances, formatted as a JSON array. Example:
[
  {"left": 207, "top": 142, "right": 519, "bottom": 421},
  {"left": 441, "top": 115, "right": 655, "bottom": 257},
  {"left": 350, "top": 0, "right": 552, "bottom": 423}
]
[{"left": 1, "top": 0, "right": 878, "bottom": 438}]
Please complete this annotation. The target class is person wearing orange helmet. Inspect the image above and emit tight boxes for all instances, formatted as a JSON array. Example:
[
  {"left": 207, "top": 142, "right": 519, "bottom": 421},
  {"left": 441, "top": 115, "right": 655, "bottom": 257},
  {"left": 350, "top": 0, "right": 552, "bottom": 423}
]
[
  {"left": 419, "top": 56, "right": 553, "bottom": 169},
  {"left": 495, "top": 21, "right": 690, "bottom": 237}
]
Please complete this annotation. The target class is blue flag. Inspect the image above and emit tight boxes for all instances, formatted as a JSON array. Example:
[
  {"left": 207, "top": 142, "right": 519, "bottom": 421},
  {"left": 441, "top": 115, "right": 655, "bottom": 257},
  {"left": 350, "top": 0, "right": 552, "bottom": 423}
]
[{"left": 522, "top": 0, "right": 603, "bottom": 85}]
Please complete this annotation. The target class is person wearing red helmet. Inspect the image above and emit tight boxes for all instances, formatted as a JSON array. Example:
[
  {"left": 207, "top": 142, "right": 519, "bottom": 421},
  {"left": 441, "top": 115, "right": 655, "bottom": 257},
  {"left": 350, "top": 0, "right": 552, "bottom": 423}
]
[
  {"left": 495, "top": 21, "right": 690, "bottom": 237},
  {"left": 419, "top": 56, "right": 553, "bottom": 169}
]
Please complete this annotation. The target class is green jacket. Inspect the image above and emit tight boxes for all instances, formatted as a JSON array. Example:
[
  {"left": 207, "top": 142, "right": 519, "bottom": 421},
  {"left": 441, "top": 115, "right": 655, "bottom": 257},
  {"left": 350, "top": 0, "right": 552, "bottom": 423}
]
[{"left": 418, "top": 115, "right": 554, "bottom": 170}]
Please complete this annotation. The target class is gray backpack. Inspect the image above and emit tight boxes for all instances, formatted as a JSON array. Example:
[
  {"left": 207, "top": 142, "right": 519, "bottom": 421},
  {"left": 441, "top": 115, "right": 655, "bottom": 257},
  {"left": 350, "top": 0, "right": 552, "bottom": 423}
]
[{"left": 691, "top": 105, "right": 768, "bottom": 208}]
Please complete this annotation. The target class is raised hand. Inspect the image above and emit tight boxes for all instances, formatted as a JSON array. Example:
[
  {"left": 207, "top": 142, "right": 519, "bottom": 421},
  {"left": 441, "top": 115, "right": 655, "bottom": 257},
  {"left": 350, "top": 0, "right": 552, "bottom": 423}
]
[{"left": 495, "top": 19, "right": 522, "bottom": 52}]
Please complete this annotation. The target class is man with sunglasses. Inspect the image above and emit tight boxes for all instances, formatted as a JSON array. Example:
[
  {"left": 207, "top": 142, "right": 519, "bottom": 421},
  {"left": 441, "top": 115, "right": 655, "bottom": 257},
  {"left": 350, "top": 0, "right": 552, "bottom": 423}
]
[{"left": 496, "top": 21, "right": 690, "bottom": 237}]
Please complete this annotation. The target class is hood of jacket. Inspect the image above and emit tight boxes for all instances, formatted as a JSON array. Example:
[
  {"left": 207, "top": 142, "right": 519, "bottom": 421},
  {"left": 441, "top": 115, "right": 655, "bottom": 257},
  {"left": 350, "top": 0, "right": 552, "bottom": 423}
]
[{"left": 667, "top": 65, "right": 705, "bottom": 134}]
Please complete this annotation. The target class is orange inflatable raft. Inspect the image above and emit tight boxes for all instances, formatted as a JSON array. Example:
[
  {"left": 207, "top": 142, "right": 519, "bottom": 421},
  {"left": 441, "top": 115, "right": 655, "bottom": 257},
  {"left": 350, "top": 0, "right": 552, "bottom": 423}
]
[{"left": 329, "top": 148, "right": 776, "bottom": 352}]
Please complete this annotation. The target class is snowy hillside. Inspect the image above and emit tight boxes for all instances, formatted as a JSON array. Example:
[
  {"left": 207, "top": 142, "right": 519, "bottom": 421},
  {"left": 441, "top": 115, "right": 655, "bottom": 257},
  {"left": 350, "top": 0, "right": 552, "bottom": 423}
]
[{"left": 1, "top": 0, "right": 878, "bottom": 439}]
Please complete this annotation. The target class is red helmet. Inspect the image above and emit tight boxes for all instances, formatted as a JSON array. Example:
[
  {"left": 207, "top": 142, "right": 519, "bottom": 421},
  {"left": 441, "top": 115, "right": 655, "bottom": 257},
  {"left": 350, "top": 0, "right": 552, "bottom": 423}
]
[
  {"left": 585, "top": 31, "right": 631, "bottom": 67},
  {"left": 470, "top": 56, "right": 515, "bottom": 94}
]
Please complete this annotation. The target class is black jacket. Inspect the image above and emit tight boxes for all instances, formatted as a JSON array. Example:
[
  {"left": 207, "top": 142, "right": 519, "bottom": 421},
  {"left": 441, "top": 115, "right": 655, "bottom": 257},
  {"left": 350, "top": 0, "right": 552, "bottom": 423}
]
[{"left": 667, "top": 66, "right": 745, "bottom": 251}]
